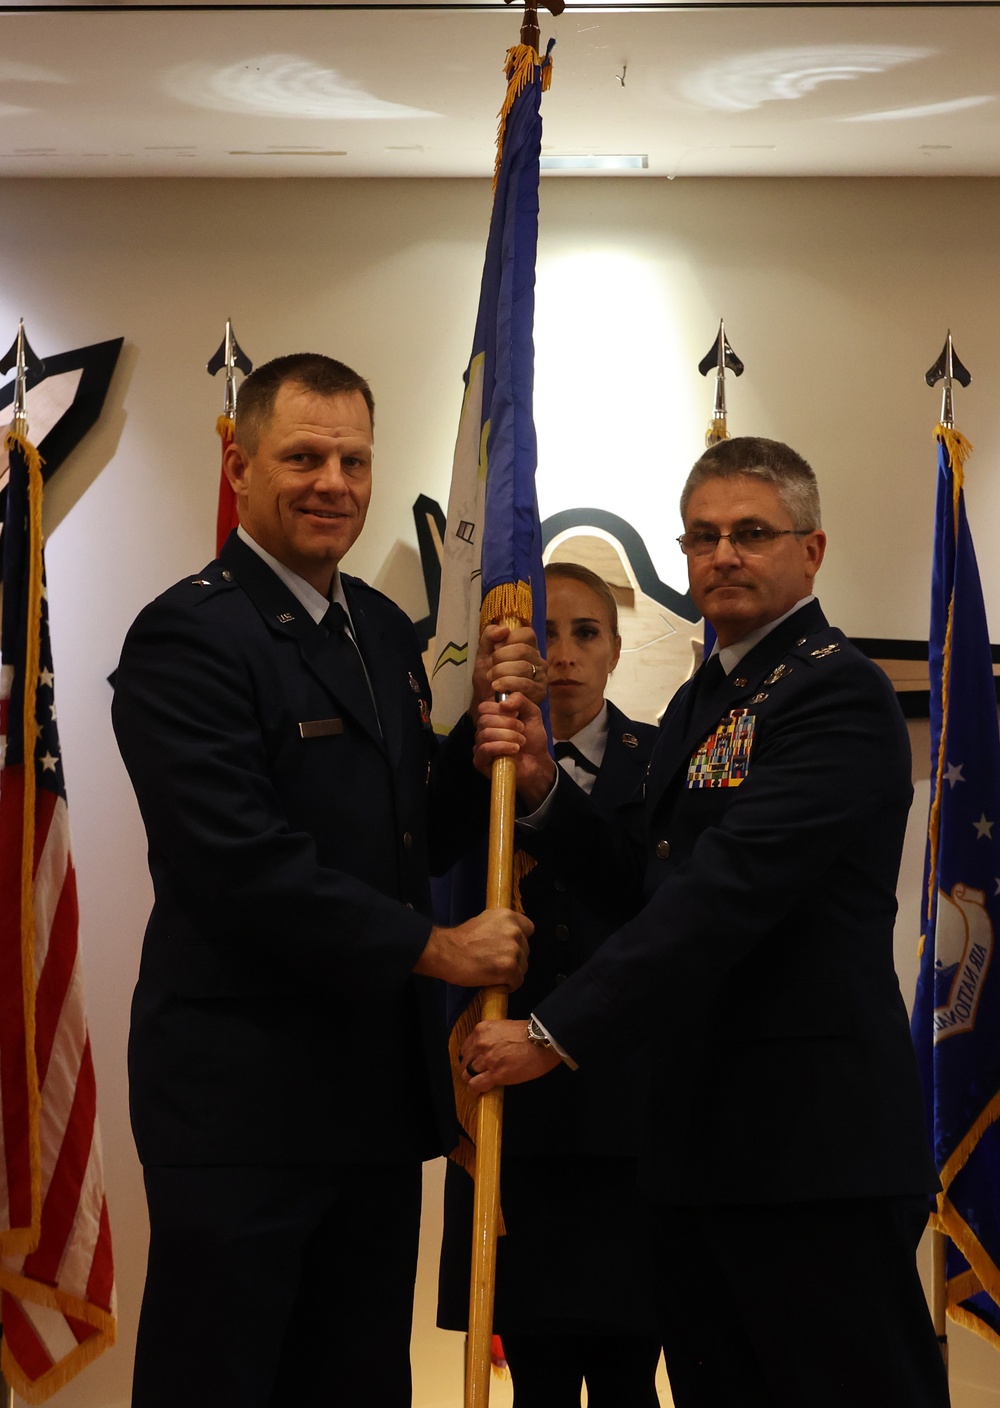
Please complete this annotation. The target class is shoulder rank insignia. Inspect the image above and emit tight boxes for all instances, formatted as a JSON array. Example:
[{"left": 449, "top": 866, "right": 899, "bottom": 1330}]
[
  {"left": 810, "top": 643, "right": 841, "bottom": 659},
  {"left": 190, "top": 578, "right": 212, "bottom": 586},
  {"left": 622, "top": 732, "right": 639, "bottom": 749},
  {"left": 688, "top": 709, "right": 755, "bottom": 789},
  {"left": 764, "top": 664, "right": 791, "bottom": 686}
]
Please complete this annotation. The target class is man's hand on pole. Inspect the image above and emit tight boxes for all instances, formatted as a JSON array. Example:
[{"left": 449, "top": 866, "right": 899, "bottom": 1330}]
[
  {"left": 413, "top": 910, "right": 532, "bottom": 988},
  {"left": 470, "top": 624, "right": 548, "bottom": 714},
  {"left": 475, "top": 693, "right": 556, "bottom": 809},
  {"left": 460, "top": 1018, "right": 561, "bottom": 1092}
]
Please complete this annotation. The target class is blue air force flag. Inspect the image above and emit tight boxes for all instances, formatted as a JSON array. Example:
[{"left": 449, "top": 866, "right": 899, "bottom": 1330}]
[
  {"left": 427, "top": 42, "right": 552, "bottom": 733},
  {"left": 913, "top": 425, "right": 1000, "bottom": 1349}
]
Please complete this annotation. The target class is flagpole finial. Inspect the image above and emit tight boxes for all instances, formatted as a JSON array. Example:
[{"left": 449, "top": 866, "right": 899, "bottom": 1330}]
[
  {"left": 925, "top": 331, "right": 971, "bottom": 429},
  {"left": 0, "top": 320, "right": 45, "bottom": 440},
  {"left": 207, "top": 319, "right": 253, "bottom": 421},
  {"left": 698, "top": 319, "right": 744, "bottom": 446},
  {"left": 503, "top": 0, "right": 565, "bottom": 50}
]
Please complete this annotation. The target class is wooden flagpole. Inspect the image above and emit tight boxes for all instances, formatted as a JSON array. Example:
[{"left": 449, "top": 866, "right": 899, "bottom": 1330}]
[
  {"left": 465, "top": 619, "right": 520, "bottom": 1408},
  {"left": 464, "top": 6, "right": 562, "bottom": 1398}
]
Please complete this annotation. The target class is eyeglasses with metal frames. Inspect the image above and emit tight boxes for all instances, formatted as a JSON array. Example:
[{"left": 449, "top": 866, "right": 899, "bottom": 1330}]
[{"left": 676, "top": 527, "right": 814, "bottom": 558}]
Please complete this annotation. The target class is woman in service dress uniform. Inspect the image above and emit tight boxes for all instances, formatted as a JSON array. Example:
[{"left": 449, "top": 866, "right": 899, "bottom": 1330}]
[{"left": 438, "top": 562, "right": 662, "bottom": 1408}]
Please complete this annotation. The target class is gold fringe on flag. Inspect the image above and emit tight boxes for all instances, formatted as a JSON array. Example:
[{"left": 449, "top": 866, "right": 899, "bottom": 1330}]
[
  {"left": 2, "top": 428, "right": 45, "bottom": 1259},
  {"left": 480, "top": 580, "right": 534, "bottom": 636},
  {"left": 493, "top": 43, "right": 554, "bottom": 191}
]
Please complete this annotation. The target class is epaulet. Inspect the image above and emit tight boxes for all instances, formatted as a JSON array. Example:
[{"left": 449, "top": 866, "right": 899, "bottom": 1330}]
[
  {"left": 341, "top": 572, "right": 379, "bottom": 603},
  {"left": 791, "top": 625, "right": 849, "bottom": 665},
  {"left": 341, "top": 571, "right": 407, "bottom": 620},
  {"left": 166, "top": 564, "right": 238, "bottom": 606}
]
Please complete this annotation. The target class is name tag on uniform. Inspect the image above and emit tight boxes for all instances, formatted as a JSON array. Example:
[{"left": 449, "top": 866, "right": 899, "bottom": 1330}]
[
  {"left": 299, "top": 718, "right": 344, "bottom": 739},
  {"left": 687, "top": 709, "right": 755, "bottom": 789}
]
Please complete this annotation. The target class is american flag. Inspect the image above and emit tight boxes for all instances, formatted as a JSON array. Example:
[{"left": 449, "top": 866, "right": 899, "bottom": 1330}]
[
  {"left": 0, "top": 428, "right": 116, "bottom": 1402},
  {"left": 215, "top": 413, "right": 238, "bottom": 555}
]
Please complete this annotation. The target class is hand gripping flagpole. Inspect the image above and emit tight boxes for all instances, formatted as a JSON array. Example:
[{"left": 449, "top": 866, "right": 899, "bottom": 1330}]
[
  {"left": 466, "top": 623, "right": 520, "bottom": 1407},
  {"left": 923, "top": 329, "right": 971, "bottom": 1371},
  {"left": 698, "top": 318, "right": 744, "bottom": 447}
]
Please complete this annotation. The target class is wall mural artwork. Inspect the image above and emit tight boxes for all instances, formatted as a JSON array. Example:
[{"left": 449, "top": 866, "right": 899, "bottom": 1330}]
[
  {"left": 413, "top": 494, "right": 702, "bottom": 727},
  {"left": 0, "top": 337, "right": 124, "bottom": 528},
  {"left": 413, "top": 494, "right": 999, "bottom": 724}
]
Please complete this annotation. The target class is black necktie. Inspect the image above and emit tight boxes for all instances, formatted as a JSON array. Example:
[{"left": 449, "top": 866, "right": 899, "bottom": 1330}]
[
  {"left": 696, "top": 654, "right": 727, "bottom": 693},
  {"left": 683, "top": 654, "right": 727, "bottom": 728},
  {"left": 322, "top": 601, "right": 380, "bottom": 735},
  {"left": 554, "top": 741, "right": 600, "bottom": 777}
]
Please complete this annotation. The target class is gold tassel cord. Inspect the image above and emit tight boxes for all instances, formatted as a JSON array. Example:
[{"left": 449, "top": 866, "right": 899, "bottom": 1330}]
[
  {"left": 705, "top": 417, "right": 729, "bottom": 448},
  {"left": 216, "top": 413, "right": 235, "bottom": 442},
  {"left": 493, "top": 43, "right": 554, "bottom": 192},
  {"left": 480, "top": 580, "right": 534, "bottom": 637}
]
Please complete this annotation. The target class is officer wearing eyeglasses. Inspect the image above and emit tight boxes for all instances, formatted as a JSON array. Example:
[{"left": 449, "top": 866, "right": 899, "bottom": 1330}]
[{"left": 463, "top": 437, "right": 949, "bottom": 1408}]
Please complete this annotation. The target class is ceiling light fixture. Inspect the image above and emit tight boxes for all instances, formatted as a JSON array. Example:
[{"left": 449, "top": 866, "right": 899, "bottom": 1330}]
[{"left": 541, "top": 154, "right": 647, "bottom": 172}]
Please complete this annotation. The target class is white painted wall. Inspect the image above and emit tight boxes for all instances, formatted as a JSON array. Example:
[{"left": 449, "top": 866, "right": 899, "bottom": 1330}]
[{"left": 1, "top": 175, "right": 998, "bottom": 1406}]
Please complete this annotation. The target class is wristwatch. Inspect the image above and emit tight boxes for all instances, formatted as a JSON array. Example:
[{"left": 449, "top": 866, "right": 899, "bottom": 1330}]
[{"left": 526, "top": 1015, "right": 553, "bottom": 1050}]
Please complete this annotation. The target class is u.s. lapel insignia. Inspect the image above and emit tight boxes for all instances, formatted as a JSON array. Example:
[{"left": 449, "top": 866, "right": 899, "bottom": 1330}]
[
  {"left": 688, "top": 709, "right": 756, "bottom": 789},
  {"left": 622, "top": 732, "right": 639, "bottom": 749},
  {"left": 764, "top": 664, "right": 791, "bottom": 686},
  {"left": 733, "top": 677, "right": 748, "bottom": 689},
  {"left": 811, "top": 643, "right": 841, "bottom": 660},
  {"left": 277, "top": 611, "right": 295, "bottom": 623}
]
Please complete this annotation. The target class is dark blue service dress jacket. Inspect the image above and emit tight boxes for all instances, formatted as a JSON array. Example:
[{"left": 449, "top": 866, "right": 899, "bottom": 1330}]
[
  {"left": 112, "top": 531, "right": 481, "bottom": 1168},
  {"left": 437, "top": 701, "right": 660, "bottom": 1337},
  {"left": 526, "top": 600, "right": 937, "bottom": 1207}
]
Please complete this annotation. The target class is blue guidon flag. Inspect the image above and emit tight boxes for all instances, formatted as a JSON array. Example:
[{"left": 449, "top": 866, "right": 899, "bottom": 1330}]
[
  {"left": 427, "top": 39, "right": 552, "bottom": 735},
  {"left": 913, "top": 422, "right": 1000, "bottom": 1348},
  {"left": 427, "top": 39, "right": 553, "bottom": 1208}
]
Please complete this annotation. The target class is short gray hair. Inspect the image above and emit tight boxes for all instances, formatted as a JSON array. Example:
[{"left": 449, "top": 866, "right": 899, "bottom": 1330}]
[{"left": 680, "top": 436, "right": 821, "bottom": 531}]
